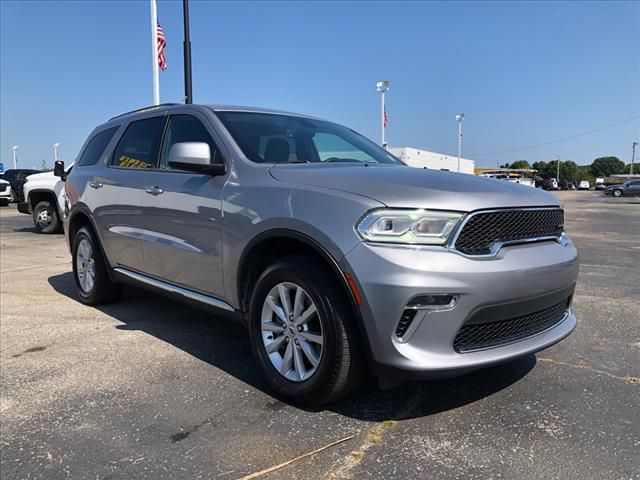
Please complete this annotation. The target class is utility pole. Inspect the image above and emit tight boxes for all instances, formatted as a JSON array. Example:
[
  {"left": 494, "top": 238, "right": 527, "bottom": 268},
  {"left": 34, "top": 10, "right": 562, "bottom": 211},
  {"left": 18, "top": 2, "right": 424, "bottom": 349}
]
[
  {"left": 53, "top": 143, "right": 60, "bottom": 163},
  {"left": 183, "top": 0, "right": 193, "bottom": 104},
  {"left": 11, "top": 145, "right": 18, "bottom": 169},
  {"left": 456, "top": 114, "right": 465, "bottom": 173},
  {"left": 556, "top": 155, "right": 560, "bottom": 181},
  {"left": 632, "top": 141, "right": 638, "bottom": 175}
]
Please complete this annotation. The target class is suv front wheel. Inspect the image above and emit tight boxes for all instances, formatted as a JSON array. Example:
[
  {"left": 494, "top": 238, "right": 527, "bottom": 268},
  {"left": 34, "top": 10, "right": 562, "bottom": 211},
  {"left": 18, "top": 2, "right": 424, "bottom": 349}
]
[
  {"left": 248, "top": 256, "right": 364, "bottom": 405},
  {"left": 72, "top": 226, "right": 122, "bottom": 305}
]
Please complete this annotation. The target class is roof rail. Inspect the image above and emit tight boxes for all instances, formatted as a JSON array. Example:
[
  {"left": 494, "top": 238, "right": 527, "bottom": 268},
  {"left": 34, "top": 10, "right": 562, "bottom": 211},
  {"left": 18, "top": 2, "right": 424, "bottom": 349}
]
[{"left": 109, "top": 103, "right": 181, "bottom": 121}]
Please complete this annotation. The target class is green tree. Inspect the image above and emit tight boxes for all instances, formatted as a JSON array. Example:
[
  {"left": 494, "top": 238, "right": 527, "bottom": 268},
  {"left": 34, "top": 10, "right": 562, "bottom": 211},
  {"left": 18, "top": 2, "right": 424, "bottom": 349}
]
[
  {"left": 509, "top": 160, "right": 531, "bottom": 170},
  {"left": 590, "top": 156, "right": 626, "bottom": 177},
  {"left": 532, "top": 161, "right": 553, "bottom": 178}
]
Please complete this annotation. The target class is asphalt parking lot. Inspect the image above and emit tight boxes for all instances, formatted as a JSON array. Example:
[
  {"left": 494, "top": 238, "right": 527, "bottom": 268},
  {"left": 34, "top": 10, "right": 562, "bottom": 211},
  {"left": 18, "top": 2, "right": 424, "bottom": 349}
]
[{"left": 1, "top": 191, "right": 638, "bottom": 480}]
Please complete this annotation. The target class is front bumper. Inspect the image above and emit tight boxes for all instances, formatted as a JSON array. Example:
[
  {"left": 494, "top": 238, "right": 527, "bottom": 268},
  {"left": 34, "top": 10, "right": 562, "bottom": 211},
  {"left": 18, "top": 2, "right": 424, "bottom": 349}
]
[
  {"left": 17, "top": 202, "right": 30, "bottom": 214},
  {"left": 342, "top": 238, "right": 579, "bottom": 378}
]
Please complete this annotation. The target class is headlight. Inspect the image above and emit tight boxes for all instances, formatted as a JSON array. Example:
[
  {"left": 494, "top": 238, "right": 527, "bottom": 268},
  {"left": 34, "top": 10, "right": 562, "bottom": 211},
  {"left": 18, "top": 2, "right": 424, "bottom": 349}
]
[{"left": 357, "top": 209, "right": 464, "bottom": 245}]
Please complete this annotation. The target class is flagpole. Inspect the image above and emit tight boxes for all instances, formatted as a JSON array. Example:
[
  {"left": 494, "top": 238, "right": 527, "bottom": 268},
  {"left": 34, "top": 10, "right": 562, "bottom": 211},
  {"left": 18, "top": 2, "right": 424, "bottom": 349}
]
[
  {"left": 381, "top": 91, "right": 385, "bottom": 146},
  {"left": 150, "top": 0, "right": 160, "bottom": 105}
]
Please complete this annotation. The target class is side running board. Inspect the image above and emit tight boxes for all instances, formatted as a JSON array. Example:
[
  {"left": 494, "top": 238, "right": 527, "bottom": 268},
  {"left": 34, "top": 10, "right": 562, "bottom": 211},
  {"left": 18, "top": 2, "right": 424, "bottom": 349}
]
[{"left": 113, "top": 267, "right": 235, "bottom": 312}]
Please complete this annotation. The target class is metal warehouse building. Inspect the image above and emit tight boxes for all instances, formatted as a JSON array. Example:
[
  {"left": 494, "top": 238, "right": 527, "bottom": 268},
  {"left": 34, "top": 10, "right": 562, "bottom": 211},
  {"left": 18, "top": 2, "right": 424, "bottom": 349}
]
[{"left": 389, "top": 147, "right": 475, "bottom": 174}]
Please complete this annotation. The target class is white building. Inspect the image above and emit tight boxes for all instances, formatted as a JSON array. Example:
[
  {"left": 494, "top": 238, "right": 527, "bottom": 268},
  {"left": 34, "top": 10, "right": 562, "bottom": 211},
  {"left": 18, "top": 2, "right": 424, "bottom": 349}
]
[{"left": 388, "top": 147, "right": 475, "bottom": 174}]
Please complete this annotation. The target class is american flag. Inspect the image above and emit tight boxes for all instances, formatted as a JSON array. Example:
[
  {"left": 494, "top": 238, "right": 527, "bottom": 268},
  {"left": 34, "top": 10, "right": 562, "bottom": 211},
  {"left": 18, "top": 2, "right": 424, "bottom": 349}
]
[
  {"left": 383, "top": 106, "right": 388, "bottom": 128},
  {"left": 157, "top": 21, "right": 167, "bottom": 71}
]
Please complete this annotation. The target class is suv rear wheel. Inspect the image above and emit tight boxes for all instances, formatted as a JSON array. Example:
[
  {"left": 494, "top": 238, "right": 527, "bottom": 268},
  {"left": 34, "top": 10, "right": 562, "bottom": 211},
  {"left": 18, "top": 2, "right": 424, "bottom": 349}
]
[
  {"left": 33, "top": 201, "right": 60, "bottom": 233},
  {"left": 72, "top": 226, "right": 122, "bottom": 305},
  {"left": 248, "top": 255, "right": 364, "bottom": 405}
]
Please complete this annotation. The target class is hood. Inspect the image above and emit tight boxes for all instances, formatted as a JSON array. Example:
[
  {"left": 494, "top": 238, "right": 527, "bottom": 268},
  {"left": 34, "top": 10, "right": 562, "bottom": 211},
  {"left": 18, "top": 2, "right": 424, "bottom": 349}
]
[
  {"left": 25, "top": 171, "right": 55, "bottom": 182},
  {"left": 269, "top": 164, "right": 560, "bottom": 212}
]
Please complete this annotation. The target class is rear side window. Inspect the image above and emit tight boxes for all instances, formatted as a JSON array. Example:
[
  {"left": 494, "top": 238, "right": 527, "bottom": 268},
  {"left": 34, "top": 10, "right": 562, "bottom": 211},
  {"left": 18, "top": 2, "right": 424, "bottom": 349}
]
[
  {"left": 111, "top": 116, "right": 165, "bottom": 169},
  {"left": 78, "top": 127, "right": 119, "bottom": 166}
]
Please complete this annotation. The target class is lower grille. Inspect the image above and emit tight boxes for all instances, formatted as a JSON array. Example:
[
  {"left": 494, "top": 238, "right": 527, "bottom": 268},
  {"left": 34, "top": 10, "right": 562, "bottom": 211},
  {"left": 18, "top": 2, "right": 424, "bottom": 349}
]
[
  {"left": 454, "top": 298, "right": 570, "bottom": 353},
  {"left": 0, "top": 184, "right": 7, "bottom": 192}
]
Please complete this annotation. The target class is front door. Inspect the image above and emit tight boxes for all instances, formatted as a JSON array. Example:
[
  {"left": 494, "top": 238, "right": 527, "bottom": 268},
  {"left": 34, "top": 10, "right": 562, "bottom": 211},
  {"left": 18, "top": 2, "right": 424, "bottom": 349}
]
[{"left": 138, "top": 113, "right": 227, "bottom": 298}]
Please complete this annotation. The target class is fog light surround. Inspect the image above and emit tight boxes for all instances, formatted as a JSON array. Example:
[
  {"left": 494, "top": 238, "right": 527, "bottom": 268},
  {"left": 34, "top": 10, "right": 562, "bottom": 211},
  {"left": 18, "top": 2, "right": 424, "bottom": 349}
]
[{"left": 395, "top": 294, "right": 459, "bottom": 343}]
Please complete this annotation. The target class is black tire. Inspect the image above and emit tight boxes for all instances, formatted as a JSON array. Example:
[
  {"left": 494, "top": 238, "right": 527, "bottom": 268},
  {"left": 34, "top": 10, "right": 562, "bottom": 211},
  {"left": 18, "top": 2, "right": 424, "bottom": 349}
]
[
  {"left": 248, "top": 255, "right": 365, "bottom": 405},
  {"left": 612, "top": 189, "right": 623, "bottom": 198},
  {"left": 72, "top": 226, "right": 122, "bottom": 305},
  {"left": 32, "top": 201, "right": 61, "bottom": 233}
]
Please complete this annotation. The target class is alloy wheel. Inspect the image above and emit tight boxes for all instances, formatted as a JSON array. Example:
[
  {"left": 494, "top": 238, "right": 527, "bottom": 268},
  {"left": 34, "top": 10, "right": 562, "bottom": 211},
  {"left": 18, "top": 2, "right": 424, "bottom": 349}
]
[
  {"left": 76, "top": 238, "right": 96, "bottom": 293},
  {"left": 261, "top": 282, "right": 324, "bottom": 382}
]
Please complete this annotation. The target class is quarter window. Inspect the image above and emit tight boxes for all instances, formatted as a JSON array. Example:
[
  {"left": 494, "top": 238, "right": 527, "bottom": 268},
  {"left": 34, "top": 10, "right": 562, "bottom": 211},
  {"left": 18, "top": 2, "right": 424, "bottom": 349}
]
[
  {"left": 78, "top": 127, "right": 119, "bottom": 167},
  {"left": 111, "top": 117, "right": 165, "bottom": 169},
  {"left": 159, "top": 115, "right": 223, "bottom": 169}
]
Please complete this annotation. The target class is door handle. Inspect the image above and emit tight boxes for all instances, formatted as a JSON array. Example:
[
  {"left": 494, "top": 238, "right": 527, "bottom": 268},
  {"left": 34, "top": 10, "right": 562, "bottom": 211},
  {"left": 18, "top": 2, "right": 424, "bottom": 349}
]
[
  {"left": 144, "top": 186, "right": 164, "bottom": 196},
  {"left": 89, "top": 181, "right": 103, "bottom": 189}
]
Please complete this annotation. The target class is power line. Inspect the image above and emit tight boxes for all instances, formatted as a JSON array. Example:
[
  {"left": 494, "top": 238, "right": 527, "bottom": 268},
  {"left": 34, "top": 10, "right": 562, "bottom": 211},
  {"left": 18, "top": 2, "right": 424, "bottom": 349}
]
[{"left": 469, "top": 115, "right": 640, "bottom": 157}]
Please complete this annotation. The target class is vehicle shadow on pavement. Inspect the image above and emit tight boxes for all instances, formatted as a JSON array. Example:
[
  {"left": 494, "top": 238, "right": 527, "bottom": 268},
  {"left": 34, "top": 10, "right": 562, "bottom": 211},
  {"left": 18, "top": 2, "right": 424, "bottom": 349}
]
[{"left": 48, "top": 272, "right": 535, "bottom": 421}]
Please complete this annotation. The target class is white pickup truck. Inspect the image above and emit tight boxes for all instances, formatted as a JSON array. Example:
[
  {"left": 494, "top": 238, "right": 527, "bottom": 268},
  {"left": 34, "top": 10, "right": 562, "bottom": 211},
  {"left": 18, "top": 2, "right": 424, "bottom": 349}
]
[{"left": 17, "top": 164, "right": 72, "bottom": 233}]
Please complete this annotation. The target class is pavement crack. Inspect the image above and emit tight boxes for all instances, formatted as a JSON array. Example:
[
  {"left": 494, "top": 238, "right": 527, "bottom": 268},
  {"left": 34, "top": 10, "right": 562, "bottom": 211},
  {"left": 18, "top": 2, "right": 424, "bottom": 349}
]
[
  {"left": 327, "top": 420, "right": 396, "bottom": 480},
  {"left": 537, "top": 357, "right": 639, "bottom": 384}
]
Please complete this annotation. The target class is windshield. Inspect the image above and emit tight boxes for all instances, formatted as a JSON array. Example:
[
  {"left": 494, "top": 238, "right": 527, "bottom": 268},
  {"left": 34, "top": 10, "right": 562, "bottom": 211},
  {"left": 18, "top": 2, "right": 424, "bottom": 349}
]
[{"left": 214, "top": 111, "right": 404, "bottom": 165}]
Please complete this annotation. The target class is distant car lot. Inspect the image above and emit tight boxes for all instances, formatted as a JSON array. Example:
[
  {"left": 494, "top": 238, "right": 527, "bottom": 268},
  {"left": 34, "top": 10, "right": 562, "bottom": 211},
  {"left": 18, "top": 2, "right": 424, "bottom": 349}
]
[{"left": 1, "top": 191, "right": 638, "bottom": 480}]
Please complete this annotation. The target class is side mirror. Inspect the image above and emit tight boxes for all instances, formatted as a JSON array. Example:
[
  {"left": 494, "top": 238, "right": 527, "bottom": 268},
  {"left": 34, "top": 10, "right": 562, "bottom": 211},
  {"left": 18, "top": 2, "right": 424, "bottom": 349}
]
[
  {"left": 53, "top": 160, "right": 66, "bottom": 180},
  {"left": 168, "top": 142, "right": 226, "bottom": 176}
]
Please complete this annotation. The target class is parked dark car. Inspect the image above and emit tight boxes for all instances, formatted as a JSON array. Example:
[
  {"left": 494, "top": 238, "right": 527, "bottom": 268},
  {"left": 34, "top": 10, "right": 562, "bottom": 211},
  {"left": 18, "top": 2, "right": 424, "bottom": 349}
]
[
  {"left": 536, "top": 178, "right": 558, "bottom": 191},
  {"left": 0, "top": 169, "right": 43, "bottom": 203},
  {"left": 557, "top": 179, "right": 576, "bottom": 191},
  {"left": 604, "top": 180, "right": 640, "bottom": 197}
]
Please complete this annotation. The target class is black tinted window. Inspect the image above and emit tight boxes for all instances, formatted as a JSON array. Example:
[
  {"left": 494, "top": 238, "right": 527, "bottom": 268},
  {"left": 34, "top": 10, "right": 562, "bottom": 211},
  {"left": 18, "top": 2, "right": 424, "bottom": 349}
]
[
  {"left": 214, "top": 111, "right": 403, "bottom": 165},
  {"left": 159, "top": 115, "right": 223, "bottom": 169},
  {"left": 111, "top": 117, "right": 165, "bottom": 169},
  {"left": 78, "top": 127, "right": 119, "bottom": 166}
]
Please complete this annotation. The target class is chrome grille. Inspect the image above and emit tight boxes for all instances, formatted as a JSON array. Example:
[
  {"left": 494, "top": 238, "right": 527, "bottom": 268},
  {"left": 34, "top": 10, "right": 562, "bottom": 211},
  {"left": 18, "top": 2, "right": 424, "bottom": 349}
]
[{"left": 454, "top": 208, "right": 564, "bottom": 256}]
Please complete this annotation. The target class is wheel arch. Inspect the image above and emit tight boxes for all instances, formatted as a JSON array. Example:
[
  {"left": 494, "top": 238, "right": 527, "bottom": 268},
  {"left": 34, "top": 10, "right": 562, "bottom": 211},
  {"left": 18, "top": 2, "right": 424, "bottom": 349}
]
[
  {"left": 66, "top": 203, "right": 115, "bottom": 273},
  {"left": 236, "top": 229, "right": 373, "bottom": 368},
  {"left": 27, "top": 189, "right": 59, "bottom": 213}
]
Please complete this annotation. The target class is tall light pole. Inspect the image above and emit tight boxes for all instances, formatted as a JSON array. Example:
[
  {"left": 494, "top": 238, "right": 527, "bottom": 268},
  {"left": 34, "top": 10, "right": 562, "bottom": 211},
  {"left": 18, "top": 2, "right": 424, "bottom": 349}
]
[
  {"left": 53, "top": 143, "right": 60, "bottom": 163},
  {"left": 556, "top": 155, "right": 561, "bottom": 181},
  {"left": 456, "top": 113, "right": 464, "bottom": 172},
  {"left": 183, "top": 0, "right": 193, "bottom": 104},
  {"left": 11, "top": 145, "right": 18, "bottom": 169},
  {"left": 376, "top": 80, "right": 390, "bottom": 147},
  {"left": 632, "top": 141, "right": 638, "bottom": 175}
]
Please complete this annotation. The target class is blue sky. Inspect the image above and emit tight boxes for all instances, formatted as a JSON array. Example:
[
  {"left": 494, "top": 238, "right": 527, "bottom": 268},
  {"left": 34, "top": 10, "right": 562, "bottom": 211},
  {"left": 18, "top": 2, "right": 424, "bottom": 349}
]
[{"left": 1, "top": 0, "right": 638, "bottom": 169}]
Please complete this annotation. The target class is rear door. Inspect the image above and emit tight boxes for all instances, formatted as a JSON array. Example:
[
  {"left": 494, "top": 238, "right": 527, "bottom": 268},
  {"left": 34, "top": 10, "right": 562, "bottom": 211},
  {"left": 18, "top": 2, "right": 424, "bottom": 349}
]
[
  {"left": 626, "top": 180, "right": 640, "bottom": 195},
  {"left": 89, "top": 116, "right": 166, "bottom": 272},
  {"left": 138, "top": 112, "right": 228, "bottom": 297}
]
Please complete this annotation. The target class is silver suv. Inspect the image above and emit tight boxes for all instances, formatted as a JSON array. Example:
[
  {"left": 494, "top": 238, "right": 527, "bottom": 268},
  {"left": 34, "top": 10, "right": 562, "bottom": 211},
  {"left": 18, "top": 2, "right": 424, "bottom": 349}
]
[{"left": 59, "top": 104, "right": 578, "bottom": 405}]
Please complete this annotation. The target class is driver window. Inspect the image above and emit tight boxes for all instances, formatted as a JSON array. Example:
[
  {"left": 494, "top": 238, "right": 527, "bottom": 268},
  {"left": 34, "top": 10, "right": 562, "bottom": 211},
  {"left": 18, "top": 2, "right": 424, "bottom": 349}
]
[
  {"left": 312, "top": 132, "right": 377, "bottom": 163},
  {"left": 160, "top": 115, "right": 223, "bottom": 169}
]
